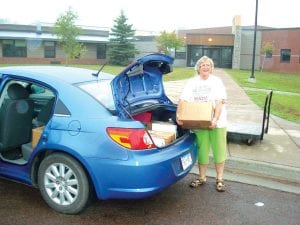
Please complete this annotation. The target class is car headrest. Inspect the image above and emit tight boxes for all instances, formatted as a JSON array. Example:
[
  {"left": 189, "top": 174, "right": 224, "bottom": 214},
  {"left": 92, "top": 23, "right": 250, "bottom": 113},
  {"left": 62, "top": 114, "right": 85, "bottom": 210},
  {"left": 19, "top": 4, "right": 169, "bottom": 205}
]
[{"left": 7, "top": 83, "right": 29, "bottom": 100}]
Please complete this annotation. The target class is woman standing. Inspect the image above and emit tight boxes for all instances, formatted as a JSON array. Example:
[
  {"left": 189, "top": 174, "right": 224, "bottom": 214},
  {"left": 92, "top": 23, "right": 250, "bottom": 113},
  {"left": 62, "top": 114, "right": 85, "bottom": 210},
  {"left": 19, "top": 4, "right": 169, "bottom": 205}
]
[{"left": 177, "top": 56, "right": 227, "bottom": 192}]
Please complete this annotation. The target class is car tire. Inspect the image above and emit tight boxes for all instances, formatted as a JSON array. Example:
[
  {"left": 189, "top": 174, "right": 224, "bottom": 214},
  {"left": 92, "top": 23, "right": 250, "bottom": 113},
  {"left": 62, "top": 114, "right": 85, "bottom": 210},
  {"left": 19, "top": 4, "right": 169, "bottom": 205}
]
[{"left": 38, "top": 153, "right": 90, "bottom": 214}]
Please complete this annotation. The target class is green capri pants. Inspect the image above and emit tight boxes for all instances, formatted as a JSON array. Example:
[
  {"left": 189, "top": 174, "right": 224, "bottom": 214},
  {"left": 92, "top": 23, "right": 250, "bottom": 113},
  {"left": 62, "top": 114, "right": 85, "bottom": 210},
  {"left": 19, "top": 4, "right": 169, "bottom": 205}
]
[{"left": 194, "top": 128, "right": 227, "bottom": 164}]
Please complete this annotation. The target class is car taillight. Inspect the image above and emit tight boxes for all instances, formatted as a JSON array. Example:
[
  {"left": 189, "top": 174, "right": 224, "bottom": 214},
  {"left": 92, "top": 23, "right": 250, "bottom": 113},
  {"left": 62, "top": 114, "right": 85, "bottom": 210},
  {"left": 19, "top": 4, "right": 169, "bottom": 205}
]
[{"left": 106, "top": 127, "right": 155, "bottom": 150}]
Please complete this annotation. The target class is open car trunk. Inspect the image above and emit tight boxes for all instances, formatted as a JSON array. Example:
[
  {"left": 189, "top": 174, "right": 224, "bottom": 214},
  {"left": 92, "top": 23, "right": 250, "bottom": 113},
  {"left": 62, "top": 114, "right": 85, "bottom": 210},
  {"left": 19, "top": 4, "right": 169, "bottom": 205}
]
[
  {"left": 131, "top": 104, "right": 190, "bottom": 147},
  {"left": 112, "top": 53, "right": 190, "bottom": 147}
]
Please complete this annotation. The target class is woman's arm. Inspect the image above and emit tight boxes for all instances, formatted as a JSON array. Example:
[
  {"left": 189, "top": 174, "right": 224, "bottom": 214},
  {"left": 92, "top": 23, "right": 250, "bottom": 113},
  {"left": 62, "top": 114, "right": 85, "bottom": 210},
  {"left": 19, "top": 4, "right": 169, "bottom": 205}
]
[{"left": 209, "top": 99, "right": 225, "bottom": 129}]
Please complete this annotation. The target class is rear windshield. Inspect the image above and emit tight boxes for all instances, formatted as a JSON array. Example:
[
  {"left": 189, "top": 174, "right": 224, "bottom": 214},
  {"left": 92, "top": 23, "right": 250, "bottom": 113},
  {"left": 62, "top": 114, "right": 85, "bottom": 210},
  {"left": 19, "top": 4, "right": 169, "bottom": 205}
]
[{"left": 77, "top": 80, "right": 115, "bottom": 111}]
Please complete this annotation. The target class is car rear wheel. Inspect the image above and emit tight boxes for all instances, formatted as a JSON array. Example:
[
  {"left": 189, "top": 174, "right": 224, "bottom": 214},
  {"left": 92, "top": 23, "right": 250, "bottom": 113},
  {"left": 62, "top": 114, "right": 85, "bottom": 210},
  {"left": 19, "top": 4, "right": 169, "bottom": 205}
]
[{"left": 38, "top": 153, "right": 90, "bottom": 214}]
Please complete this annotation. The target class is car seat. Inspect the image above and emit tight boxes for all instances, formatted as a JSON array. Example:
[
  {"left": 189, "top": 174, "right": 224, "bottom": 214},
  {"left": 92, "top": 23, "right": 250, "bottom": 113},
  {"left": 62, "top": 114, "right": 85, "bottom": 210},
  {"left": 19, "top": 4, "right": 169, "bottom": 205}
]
[{"left": 0, "top": 83, "right": 33, "bottom": 152}]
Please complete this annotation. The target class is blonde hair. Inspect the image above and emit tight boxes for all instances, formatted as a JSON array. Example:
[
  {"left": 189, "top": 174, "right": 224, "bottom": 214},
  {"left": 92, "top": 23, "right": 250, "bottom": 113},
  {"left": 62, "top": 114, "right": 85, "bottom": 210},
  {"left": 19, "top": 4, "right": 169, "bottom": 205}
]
[{"left": 194, "top": 56, "right": 214, "bottom": 74}]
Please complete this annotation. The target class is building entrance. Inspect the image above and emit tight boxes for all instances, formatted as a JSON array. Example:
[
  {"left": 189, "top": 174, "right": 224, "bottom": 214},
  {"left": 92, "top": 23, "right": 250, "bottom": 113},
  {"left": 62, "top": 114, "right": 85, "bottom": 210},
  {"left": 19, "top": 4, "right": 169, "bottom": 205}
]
[
  {"left": 203, "top": 48, "right": 220, "bottom": 67},
  {"left": 187, "top": 46, "right": 233, "bottom": 68}
]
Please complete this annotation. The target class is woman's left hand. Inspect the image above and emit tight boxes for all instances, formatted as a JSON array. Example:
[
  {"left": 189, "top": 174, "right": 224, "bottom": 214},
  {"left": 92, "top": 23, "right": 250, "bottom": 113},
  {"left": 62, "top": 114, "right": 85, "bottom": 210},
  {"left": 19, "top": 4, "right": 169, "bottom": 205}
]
[{"left": 209, "top": 118, "right": 218, "bottom": 129}]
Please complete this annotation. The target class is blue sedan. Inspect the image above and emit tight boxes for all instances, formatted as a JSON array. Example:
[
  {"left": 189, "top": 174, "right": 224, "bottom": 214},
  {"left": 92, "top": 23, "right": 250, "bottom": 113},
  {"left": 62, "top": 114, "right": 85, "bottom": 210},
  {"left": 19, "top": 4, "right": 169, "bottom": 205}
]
[{"left": 0, "top": 53, "right": 197, "bottom": 214}]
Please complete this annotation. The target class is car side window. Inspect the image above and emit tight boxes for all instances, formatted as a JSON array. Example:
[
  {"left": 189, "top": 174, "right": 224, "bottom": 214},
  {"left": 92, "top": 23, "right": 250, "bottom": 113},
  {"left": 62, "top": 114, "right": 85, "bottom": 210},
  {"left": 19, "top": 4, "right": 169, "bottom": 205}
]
[
  {"left": 28, "top": 83, "right": 56, "bottom": 127},
  {"left": 31, "top": 84, "right": 46, "bottom": 94},
  {"left": 54, "top": 99, "right": 71, "bottom": 116},
  {"left": 0, "top": 80, "right": 57, "bottom": 127},
  {"left": 29, "top": 84, "right": 71, "bottom": 118}
]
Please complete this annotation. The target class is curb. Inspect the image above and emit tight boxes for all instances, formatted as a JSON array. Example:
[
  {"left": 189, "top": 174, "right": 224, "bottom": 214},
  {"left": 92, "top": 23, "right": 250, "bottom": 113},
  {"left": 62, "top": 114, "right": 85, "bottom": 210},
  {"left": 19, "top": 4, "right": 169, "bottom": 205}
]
[
  {"left": 225, "top": 156, "right": 300, "bottom": 183},
  {"left": 190, "top": 156, "right": 300, "bottom": 194}
]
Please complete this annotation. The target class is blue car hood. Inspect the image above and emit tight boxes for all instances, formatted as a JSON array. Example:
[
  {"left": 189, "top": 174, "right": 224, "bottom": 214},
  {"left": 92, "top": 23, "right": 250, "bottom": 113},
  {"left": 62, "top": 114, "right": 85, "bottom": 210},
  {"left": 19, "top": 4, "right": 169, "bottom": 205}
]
[{"left": 112, "top": 53, "right": 174, "bottom": 118}]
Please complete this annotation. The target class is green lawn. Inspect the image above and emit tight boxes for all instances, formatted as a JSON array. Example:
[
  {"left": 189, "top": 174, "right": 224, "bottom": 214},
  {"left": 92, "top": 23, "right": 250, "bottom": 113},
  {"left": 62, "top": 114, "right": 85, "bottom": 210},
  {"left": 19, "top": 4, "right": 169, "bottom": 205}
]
[
  {"left": 245, "top": 90, "right": 300, "bottom": 123},
  {"left": 69, "top": 64, "right": 196, "bottom": 80},
  {"left": 73, "top": 64, "right": 197, "bottom": 80},
  {"left": 224, "top": 69, "right": 300, "bottom": 123},
  {"left": 224, "top": 69, "right": 300, "bottom": 94},
  {"left": 163, "top": 67, "right": 195, "bottom": 81}
]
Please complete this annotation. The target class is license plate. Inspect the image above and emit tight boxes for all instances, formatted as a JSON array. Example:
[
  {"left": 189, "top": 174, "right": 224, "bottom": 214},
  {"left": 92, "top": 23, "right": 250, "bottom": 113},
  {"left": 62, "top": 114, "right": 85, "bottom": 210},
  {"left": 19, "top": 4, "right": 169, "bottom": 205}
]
[{"left": 181, "top": 152, "right": 192, "bottom": 170}]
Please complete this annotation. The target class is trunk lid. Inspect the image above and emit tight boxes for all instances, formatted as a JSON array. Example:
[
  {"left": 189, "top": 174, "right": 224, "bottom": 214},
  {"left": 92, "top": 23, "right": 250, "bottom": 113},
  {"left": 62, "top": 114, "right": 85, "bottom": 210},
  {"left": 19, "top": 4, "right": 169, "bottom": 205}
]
[{"left": 111, "top": 53, "right": 174, "bottom": 118}]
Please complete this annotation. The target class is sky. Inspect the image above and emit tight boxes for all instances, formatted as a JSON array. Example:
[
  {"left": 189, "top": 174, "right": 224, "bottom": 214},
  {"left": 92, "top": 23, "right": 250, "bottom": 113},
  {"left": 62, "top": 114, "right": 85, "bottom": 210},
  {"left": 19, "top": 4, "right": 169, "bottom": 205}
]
[{"left": 1, "top": 0, "right": 299, "bottom": 34}]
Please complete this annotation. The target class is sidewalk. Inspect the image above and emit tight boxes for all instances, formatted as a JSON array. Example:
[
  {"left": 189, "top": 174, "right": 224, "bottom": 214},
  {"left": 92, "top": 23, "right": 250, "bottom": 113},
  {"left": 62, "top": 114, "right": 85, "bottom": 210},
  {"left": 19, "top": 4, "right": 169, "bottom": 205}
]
[{"left": 164, "top": 68, "right": 300, "bottom": 194}]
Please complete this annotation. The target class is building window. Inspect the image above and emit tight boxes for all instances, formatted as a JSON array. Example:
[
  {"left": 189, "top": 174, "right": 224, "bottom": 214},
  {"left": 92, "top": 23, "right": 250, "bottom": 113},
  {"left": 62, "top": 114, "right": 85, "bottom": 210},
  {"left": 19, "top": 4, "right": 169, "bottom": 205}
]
[
  {"left": 97, "top": 44, "right": 106, "bottom": 59},
  {"left": 175, "top": 46, "right": 186, "bottom": 59},
  {"left": 265, "top": 52, "right": 272, "bottom": 58},
  {"left": 280, "top": 49, "right": 291, "bottom": 63},
  {"left": 2, "top": 39, "right": 27, "bottom": 57},
  {"left": 44, "top": 41, "right": 56, "bottom": 58},
  {"left": 221, "top": 47, "right": 233, "bottom": 68}
]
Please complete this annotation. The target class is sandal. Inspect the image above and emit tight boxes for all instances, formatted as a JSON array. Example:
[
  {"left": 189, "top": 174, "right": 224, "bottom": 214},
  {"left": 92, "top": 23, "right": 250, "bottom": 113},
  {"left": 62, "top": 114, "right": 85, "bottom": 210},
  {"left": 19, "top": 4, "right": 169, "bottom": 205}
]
[
  {"left": 189, "top": 178, "right": 206, "bottom": 188},
  {"left": 216, "top": 179, "right": 225, "bottom": 192}
]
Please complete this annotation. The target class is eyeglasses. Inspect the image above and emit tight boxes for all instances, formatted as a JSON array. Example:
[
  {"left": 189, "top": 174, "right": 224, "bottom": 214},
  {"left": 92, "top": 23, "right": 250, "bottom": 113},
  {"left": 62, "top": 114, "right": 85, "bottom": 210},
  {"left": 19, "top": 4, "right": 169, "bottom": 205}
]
[{"left": 200, "top": 63, "right": 211, "bottom": 68}]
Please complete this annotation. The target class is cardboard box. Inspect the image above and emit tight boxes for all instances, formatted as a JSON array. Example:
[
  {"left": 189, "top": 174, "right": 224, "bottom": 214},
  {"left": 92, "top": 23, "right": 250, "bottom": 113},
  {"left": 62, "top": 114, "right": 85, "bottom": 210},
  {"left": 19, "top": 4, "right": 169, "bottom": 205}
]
[
  {"left": 148, "top": 130, "right": 176, "bottom": 147},
  {"left": 32, "top": 126, "right": 44, "bottom": 148},
  {"left": 151, "top": 121, "right": 177, "bottom": 138},
  {"left": 177, "top": 102, "right": 213, "bottom": 129}
]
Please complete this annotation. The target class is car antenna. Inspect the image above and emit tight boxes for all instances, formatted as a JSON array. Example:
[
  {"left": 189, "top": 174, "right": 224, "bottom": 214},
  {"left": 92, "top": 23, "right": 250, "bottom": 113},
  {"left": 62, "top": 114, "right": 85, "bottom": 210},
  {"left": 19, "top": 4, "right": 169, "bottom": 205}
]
[{"left": 92, "top": 63, "right": 106, "bottom": 77}]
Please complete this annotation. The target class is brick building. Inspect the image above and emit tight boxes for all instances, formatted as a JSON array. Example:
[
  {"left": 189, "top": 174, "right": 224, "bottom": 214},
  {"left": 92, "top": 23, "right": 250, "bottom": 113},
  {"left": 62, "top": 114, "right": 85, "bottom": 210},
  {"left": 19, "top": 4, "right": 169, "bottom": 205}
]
[
  {"left": 1, "top": 19, "right": 299, "bottom": 73},
  {"left": 175, "top": 16, "right": 300, "bottom": 73},
  {"left": 260, "top": 28, "right": 300, "bottom": 73}
]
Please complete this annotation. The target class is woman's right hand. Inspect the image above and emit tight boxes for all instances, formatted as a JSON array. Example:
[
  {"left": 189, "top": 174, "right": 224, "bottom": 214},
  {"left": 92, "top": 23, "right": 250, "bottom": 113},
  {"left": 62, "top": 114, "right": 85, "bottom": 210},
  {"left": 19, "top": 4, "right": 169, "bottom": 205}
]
[{"left": 176, "top": 116, "right": 183, "bottom": 126}]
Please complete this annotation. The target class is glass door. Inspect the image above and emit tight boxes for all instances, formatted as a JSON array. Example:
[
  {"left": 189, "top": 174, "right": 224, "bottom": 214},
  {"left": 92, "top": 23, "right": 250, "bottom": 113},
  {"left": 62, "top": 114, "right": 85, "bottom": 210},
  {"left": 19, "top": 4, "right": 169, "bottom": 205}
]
[
  {"left": 203, "top": 48, "right": 220, "bottom": 67},
  {"left": 189, "top": 46, "right": 202, "bottom": 67}
]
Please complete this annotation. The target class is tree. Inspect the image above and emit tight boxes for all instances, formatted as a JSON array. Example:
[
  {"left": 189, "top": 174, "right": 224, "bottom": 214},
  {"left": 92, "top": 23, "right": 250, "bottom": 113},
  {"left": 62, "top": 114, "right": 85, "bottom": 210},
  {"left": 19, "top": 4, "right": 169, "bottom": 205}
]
[
  {"left": 155, "top": 31, "right": 184, "bottom": 55},
  {"left": 53, "top": 8, "right": 86, "bottom": 64},
  {"left": 108, "top": 11, "right": 137, "bottom": 65},
  {"left": 260, "top": 41, "right": 274, "bottom": 72}
]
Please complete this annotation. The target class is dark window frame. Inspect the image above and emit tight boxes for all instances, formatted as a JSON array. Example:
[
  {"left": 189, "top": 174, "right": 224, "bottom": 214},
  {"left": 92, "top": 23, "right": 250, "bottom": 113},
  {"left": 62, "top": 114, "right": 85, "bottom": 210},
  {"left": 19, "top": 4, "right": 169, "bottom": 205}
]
[
  {"left": 97, "top": 44, "right": 106, "bottom": 59},
  {"left": 265, "top": 52, "right": 272, "bottom": 58},
  {"left": 175, "top": 46, "right": 187, "bottom": 59},
  {"left": 175, "top": 51, "right": 186, "bottom": 59},
  {"left": 2, "top": 39, "right": 27, "bottom": 57},
  {"left": 44, "top": 41, "right": 56, "bottom": 58},
  {"left": 280, "top": 49, "right": 291, "bottom": 63}
]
